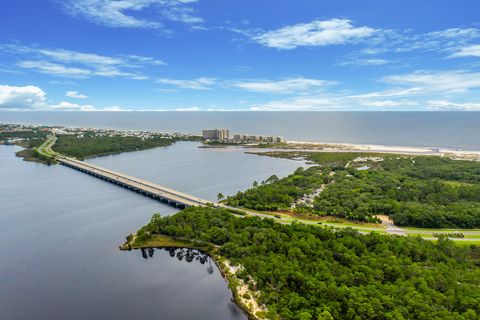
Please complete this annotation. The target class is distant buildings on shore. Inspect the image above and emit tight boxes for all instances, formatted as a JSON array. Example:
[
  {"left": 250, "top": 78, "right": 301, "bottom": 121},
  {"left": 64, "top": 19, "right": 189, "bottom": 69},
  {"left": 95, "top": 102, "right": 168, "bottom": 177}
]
[
  {"left": 202, "top": 128, "right": 283, "bottom": 144},
  {"left": 0, "top": 123, "right": 197, "bottom": 141},
  {"left": 202, "top": 129, "right": 230, "bottom": 140},
  {"left": 233, "top": 134, "right": 284, "bottom": 143}
]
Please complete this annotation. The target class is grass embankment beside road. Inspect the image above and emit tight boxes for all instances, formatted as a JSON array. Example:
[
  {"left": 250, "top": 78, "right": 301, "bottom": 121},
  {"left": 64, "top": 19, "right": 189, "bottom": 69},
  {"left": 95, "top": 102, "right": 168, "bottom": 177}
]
[
  {"left": 227, "top": 207, "right": 389, "bottom": 233},
  {"left": 226, "top": 207, "right": 480, "bottom": 243}
]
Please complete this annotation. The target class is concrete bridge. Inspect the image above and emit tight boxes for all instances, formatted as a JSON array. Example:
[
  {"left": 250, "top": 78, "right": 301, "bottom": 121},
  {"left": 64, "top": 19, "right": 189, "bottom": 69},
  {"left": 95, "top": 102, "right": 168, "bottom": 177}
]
[{"left": 57, "top": 156, "right": 214, "bottom": 208}]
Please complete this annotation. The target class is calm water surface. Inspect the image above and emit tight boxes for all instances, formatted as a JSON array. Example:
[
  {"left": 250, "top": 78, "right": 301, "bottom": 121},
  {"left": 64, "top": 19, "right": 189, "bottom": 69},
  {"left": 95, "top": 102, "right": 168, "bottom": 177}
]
[
  {"left": 1, "top": 111, "right": 480, "bottom": 150},
  {"left": 0, "top": 142, "right": 302, "bottom": 320}
]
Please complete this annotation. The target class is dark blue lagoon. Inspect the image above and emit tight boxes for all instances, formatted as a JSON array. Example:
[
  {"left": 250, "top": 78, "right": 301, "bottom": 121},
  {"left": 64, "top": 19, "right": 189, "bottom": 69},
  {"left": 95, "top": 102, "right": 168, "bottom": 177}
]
[{"left": 0, "top": 142, "right": 302, "bottom": 320}]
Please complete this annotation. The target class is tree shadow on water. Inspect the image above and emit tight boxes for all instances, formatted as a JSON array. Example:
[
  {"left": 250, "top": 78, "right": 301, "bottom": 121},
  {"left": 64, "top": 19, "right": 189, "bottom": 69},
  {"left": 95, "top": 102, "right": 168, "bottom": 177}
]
[{"left": 138, "top": 248, "right": 214, "bottom": 274}]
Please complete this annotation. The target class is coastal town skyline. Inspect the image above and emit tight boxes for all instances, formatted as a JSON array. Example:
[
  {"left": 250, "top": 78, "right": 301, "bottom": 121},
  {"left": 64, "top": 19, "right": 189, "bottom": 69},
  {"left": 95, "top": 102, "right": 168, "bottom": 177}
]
[{"left": 1, "top": 0, "right": 480, "bottom": 112}]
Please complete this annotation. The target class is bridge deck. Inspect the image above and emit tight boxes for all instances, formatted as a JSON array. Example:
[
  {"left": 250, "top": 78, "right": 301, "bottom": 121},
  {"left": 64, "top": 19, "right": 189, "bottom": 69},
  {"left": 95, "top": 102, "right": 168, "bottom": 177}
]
[{"left": 57, "top": 156, "right": 213, "bottom": 208}]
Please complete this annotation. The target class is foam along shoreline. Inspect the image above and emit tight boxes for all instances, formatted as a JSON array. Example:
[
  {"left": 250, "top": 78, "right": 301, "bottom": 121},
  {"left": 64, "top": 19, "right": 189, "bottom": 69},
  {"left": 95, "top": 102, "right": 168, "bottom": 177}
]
[{"left": 253, "top": 140, "right": 480, "bottom": 161}]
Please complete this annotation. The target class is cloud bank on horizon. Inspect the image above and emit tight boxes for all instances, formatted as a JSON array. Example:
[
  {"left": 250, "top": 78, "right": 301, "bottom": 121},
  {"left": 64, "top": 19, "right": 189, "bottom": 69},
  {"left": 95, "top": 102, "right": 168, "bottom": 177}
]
[{"left": 1, "top": 0, "right": 480, "bottom": 111}]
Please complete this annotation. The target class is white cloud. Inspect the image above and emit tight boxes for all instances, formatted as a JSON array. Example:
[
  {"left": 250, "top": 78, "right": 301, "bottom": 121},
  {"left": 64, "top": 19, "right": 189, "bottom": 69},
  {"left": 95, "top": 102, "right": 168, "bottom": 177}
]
[
  {"left": 232, "top": 77, "right": 333, "bottom": 93},
  {"left": 155, "top": 77, "right": 334, "bottom": 93},
  {"left": 249, "top": 96, "right": 336, "bottom": 111},
  {"left": 48, "top": 101, "right": 95, "bottom": 111},
  {"left": 174, "top": 107, "right": 200, "bottom": 111},
  {"left": 38, "top": 48, "right": 122, "bottom": 65},
  {"left": 383, "top": 70, "right": 480, "bottom": 93},
  {"left": 60, "top": 0, "right": 203, "bottom": 29},
  {"left": 449, "top": 44, "right": 480, "bottom": 58},
  {"left": 122, "top": 54, "right": 167, "bottom": 66},
  {"left": 414, "top": 28, "right": 480, "bottom": 53},
  {"left": 348, "top": 88, "right": 424, "bottom": 99},
  {"left": 248, "top": 91, "right": 424, "bottom": 111},
  {"left": 253, "top": 19, "right": 376, "bottom": 49},
  {"left": 1, "top": 44, "right": 164, "bottom": 79},
  {"left": 427, "top": 100, "right": 480, "bottom": 111},
  {"left": 18, "top": 60, "right": 91, "bottom": 78},
  {"left": 360, "top": 99, "right": 417, "bottom": 108},
  {"left": 157, "top": 77, "right": 215, "bottom": 90},
  {"left": 66, "top": 91, "right": 88, "bottom": 99},
  {"left": 341, "top": 58, "right": 391, "bottom": 66},
  {"left": 246, "top": 69, "right": 480, "bottom": 111},
  {"left": 363, "top": 27, "right": 480, "bottom": 57},
  {"left": 102, "top": 105, "right": 128, "bottom": 111},
  {"left": 46, "top": 102, "right": 129, "bottom": 111},
  {"left": 92, "top": 66, "right": 148, "bottom": 80},
  {"left": 0, "top": 83, "right": 127, "bottom": 111},
  {"left": 0, "top": 85, "right": 46, "bottom": 109}
]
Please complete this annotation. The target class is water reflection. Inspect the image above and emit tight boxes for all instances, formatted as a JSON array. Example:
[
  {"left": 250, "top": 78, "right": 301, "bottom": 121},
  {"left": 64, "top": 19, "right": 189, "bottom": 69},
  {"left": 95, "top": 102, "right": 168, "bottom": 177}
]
[
  {"left": 0, "top": 145, "right": 248, "bottom": 320},
  {"left": 138, "top": 248, "right": 214, "bottom": 273}
]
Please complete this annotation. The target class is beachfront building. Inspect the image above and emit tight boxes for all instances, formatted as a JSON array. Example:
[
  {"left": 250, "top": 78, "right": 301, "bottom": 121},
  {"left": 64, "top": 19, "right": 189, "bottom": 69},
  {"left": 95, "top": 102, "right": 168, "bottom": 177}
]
[
  {"left": 232, "top": 133, "right": 284, "bottom": 143},
  {"left": 204, "top": 128, "right": 283, "bottom": 144},
  {"left": 202, "top": 129, "right": 230, "bottom": 140},
  {"left": 233, "top": 134, "right": 248, "bottom": 142}
]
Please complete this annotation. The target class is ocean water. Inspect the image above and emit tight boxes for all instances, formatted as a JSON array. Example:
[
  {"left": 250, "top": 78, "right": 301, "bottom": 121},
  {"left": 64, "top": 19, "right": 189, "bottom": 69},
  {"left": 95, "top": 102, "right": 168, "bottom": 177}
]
[{"left": 1, "top": 111, "right": 479, "bottom": 150}]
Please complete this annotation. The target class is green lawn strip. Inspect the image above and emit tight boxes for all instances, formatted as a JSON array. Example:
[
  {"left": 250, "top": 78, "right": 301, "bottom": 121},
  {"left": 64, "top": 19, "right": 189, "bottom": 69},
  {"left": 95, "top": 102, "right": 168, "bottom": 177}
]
[
  {"left": 273, "top": 215, "right": 387, "bottom": 233},
  {"left": 407, "top": 233, "right": 480, "bottom": 239},
  {"left": 404, "top": 226, "right": 480, "bottom": 232},
  {"left": 452, "top": 240, "right": 480, "bottom": 246},
  {"left": 34, "top": 136, "right": 58, "bottom": 159},
  {"left": 421, "top": 233, "right": 479, "bottom": 239},
  {"left": 409, "top": 238, "right": 480, "bottom": 246},
  {"left": 238, "top": 207, "right": 386, "bottom": 229},
  {"left": 244, "top": 209, "right": 476, "bottom": 237}
]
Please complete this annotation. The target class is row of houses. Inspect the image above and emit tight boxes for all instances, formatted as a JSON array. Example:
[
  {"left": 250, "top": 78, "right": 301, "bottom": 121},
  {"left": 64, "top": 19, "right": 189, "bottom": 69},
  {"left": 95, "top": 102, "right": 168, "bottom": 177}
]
[{"left": 233, "top": 134, "right": 283, "bottom": 143}]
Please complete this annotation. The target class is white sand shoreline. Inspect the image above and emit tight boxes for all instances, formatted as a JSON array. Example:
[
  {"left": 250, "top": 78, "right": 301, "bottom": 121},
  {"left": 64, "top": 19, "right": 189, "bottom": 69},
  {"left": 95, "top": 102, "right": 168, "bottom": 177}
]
[{"left": 247, "top": 140, "right": 480, "bottom": 161}]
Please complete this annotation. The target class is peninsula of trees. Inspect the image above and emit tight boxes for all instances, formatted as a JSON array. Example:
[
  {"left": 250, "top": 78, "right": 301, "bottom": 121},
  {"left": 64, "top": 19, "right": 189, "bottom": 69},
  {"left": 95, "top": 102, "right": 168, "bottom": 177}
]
[
  {"left": 1, "top": 123, "right": 200, "bottom": 161},
  {"left": 52, "top": 132, "right": 185, "bottom": 159},
  {"left": 129, "top": 207, "right": 480, "bottom": 320}
]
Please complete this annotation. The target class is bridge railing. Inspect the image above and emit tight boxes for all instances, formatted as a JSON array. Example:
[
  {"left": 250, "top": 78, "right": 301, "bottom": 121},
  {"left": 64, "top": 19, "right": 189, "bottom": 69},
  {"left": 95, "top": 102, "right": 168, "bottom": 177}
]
[{"left": 57, "top": 156, "right": 212, "bottom": 207}]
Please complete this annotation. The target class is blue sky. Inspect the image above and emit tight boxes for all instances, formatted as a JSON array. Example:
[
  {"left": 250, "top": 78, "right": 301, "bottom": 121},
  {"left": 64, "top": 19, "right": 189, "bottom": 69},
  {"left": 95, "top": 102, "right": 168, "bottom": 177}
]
[{"left": 1, "top": 0, "right": 480, "bottom": 111}]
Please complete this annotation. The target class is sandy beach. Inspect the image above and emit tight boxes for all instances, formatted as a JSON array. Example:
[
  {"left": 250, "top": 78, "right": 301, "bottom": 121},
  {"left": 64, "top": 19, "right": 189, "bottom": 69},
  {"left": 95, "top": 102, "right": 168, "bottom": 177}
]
[{"left": 249, "top": 140, "right": 480, "bottom": 161}]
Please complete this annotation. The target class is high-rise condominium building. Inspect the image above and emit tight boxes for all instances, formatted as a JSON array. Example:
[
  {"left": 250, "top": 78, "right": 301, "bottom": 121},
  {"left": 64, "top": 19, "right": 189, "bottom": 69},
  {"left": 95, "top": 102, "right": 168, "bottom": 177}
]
[{"left": 202, "top": 129, "right": 230, "bottom": 140}]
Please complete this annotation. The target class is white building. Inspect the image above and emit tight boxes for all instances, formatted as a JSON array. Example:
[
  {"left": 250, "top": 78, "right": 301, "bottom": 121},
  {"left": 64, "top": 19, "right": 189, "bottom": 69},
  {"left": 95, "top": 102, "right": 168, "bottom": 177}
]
[{"left": 202, "top": 129, "right": 230, "bottom": 140}]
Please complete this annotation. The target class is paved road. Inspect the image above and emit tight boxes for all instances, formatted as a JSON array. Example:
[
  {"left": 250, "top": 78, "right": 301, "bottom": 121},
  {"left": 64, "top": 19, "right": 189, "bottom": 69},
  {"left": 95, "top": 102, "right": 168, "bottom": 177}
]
[{"left": 35, "top": 135, "right": 57, "bottom": 158}]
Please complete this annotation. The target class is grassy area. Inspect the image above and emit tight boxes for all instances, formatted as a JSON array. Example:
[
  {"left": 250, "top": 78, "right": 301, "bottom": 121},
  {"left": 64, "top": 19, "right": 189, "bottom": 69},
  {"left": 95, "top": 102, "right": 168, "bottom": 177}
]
[
  {"left": 452, "top": 240, "right": 480, "bottom": 246},
  {"left": 233, "top": 208, "right": 390, "bottom": 234},
  {"left": 32, "top": 136, "right": 58, "bottom": 163},
  {"left": 404, "top": 226, "right": 480, "bottom": 232},
  {"left": 406, "top": 232, "right": 480, "bottom": 238},
  {"left": 35, "top": 136, "right": 57, "bottom": 156},
  {"left": 225, "top": 205, "right": 479, "bottom": 241}
]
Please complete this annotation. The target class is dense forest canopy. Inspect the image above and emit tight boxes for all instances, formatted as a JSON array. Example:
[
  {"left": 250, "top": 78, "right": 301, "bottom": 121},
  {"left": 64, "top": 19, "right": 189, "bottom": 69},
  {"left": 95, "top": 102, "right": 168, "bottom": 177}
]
[
  {"left": 140, "top": 207, "right": 480, "bottom": 320},
  {"left": 0, "top": 128, "right": 48, "bottom": 148},
  {"left": 226, "top": 153, "right": 480, "bottom": 228},
  {"left": 52, "top": 132, "right": 182, "bottom": 159}
]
